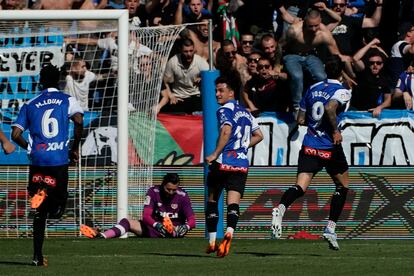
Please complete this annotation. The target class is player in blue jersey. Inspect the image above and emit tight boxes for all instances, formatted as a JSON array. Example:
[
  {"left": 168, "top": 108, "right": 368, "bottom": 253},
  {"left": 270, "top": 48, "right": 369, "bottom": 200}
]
[
  {"left": 11, "top": 65, "right": 84, "bottom": 266},
  {"left": 270, "top": 55, "right": 351, "bottom": 251},
  {"left": 80, "top": 173, "right": 196, "bottom": 239},
  {"left": 205, "top": 76, "right": 263, "bottom": 257}
]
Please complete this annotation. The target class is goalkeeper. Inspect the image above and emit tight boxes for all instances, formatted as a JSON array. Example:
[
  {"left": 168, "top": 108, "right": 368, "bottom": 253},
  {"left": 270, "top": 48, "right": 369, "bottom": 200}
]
[{"left": 81, "top": 173, "right": 196, "bottom": 238}]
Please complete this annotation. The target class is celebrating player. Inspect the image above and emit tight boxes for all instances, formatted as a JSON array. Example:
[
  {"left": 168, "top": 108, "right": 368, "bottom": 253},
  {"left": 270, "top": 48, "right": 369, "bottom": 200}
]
[
  {"left": 270, "top": 55, "right": 351, "bottom": 250},
  {"left": 80, "top": 173, "right": 196, "bottom": 239},
  {"left": 205, "top": 76, "right": 263, "bottom": 257},
  {"left": 12, "top": 65, "right": 84, "bottom": 266}
]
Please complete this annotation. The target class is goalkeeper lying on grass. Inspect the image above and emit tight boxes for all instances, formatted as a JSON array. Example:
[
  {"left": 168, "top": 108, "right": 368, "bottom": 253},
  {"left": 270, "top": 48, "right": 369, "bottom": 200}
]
[{"left": 81, "top": 173, "right": 196, "bottom": 238}]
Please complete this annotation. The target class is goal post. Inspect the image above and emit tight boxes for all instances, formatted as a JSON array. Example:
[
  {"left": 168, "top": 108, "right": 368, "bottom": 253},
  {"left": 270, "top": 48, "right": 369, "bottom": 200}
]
[{"left": 0, "top": 10, "right": 186, "bottom": 237}]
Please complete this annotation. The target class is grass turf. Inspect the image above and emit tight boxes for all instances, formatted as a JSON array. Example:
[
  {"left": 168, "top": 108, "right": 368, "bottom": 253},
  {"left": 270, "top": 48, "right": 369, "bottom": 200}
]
[{"left": 0, "top": 238, "right": 413, "bottom": 275}]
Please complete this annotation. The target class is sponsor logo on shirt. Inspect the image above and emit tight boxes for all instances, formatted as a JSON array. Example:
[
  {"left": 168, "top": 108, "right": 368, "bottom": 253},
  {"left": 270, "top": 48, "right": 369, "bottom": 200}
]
[{"left": 304, "top": 146, "right": 332, "bottom": 160}]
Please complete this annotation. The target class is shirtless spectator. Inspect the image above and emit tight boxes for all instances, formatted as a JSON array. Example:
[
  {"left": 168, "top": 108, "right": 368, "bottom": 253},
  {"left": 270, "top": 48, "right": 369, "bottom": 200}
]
[
  {"left": 31, "top": 0, "right": 77, "bottom": 9},
  {"left": 1, "top": 0, "right": 25, "bottom": 9},
  {"left": 215, "top": 39, "right": 248, "bottom": 95},
  {"left": 188, "top": 16, "right": 220, "bottom": 62},
  {"left": 282, "top": 9, "right": 345, "bottom": 112},
  {"left": 238, "top": 32, "right": 255, "bottom": 58}
]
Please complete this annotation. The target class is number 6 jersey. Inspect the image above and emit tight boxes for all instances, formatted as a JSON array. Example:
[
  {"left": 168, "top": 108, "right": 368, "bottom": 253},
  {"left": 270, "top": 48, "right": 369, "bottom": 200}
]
[{"left": 12, "top": 88, "right": 83, "bottom": 166}]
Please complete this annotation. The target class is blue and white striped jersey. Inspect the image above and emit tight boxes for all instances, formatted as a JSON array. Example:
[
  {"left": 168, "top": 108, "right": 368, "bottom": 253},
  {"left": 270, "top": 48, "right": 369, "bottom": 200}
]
[
  {"left": 12, "top": 88, "right": 83, "bottom": 166},
  {"left": 299, "top": 80, "right": 351, "bottom": 149}
]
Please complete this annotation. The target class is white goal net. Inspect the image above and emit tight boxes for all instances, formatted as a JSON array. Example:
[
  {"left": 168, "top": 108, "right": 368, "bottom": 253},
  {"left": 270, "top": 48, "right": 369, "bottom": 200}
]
[{"left": 0, "top": 10, "right": 185, "bottom": 237}]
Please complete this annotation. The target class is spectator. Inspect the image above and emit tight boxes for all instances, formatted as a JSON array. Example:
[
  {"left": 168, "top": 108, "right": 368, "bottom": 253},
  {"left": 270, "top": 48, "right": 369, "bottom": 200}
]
[
  {"left": 215, "top": 39, "right": 247, "bottom": 97},
  {"left": 281, "top": 9, "right": 343, "bottom": 113},
  {"left": 392, "top": 60, "right": 414, "bottom": 110},
  {"left": 350, "top": 38, "right": 392, "bottom": 117},
  {"left": 260, "top": 33, "right": 287, "bottom": 80},
  {"left": 238, "top": 32, "right": 256, "bottom": 57},
  {"left": 175, "top": 0, "right": 210, "bottom": 25},
  {"left": 64, "top": 57, "right": 104, "bottom": 112},
  {"left": 188, "top": 15, "right": 220, "bottom": 62},
  {"left": 1, "top": 0, "right": 25, "bottom": 9},
  {"left": 242, "top": 57, "right": 288, "bottom": 115},
  {"left": 388, "top": 23, "right": 414, "bottom": 85},
  {"left": 80, "top": 173, "right": 196, "bottom": 239},
  {"left": 245, "top": 51, "right": 262, "bottom": 81},
  {"left": 145, "top": 0, "right": 177, "bottom": 26},
  {"left": 161, "top": 38, "right": 209, "bottom": 114},
  {"left": 31, "top": 0, "right": 76, "bottom": 9},
  {"left": 325, "top": 0, "right": 383, "bottom": 57}
]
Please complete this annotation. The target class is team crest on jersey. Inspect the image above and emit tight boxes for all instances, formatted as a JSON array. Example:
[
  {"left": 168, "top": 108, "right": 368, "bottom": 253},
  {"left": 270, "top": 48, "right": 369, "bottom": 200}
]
[
  {"left": 171, "top": 204, "right": 178, "bottom": 209},
  {"left": 157, "top": 202, "right": 162, "bottom": 207},
  {"left": 144, "top": 195, "right": 151, "bottom": 205}
]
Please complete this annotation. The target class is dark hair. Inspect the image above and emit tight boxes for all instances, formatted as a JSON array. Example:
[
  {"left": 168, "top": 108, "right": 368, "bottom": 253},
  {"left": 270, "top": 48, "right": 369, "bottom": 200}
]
[
  {"left": 181, "top": 38, "right": 194, "bottom": 48},
  {"left": 162, "top": 173, "right": 180, "bottom": 185},
  {"left": 324, "top": 55, "right": 344, "bottom": 79},
  {"left": 221, "top": 39, "right": 235, "bottom": 48},
  {"left": 215, "top": 76, "right": 235, "bottom": 91},
  {"left": 39, "top": 65, "right": 60, "bottom": 89}
]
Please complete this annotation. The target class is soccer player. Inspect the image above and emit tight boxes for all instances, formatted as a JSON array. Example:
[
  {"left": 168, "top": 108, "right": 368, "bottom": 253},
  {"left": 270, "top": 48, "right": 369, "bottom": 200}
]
[
  {"left": 270, "top": 55, "right": 351, "bottom": 251},
  {"left": 205, "top": 76, "right": 263, "bottom": 257},
  {"left": 80, "top": 173, "right": 196, "bottom": 239},
  {"left": 11, "top": 65, "right": 84, "bottom": 266}
]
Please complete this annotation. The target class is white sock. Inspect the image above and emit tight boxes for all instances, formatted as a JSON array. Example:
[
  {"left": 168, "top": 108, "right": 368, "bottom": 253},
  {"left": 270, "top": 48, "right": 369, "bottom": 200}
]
[
  {"left": 278, "top": 204, "right": 286, "bottom": 217},
  {"left": 327, "top": 220, "right": 336, "bottom": 232},
  {"left": 226, "top": 227, "right": 234, "bottom": 236},
  {"left": 209, "top": 232, "right": 217, "bottom": 244}
]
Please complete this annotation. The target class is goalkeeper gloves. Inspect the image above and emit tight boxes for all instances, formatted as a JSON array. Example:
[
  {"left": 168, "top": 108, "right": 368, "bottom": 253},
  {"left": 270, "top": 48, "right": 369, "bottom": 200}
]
[
  {"left": 175, "top": 224, "right": 190, "bottom": 238},
  {"left": 154, "top": 222, "right": 168, "bottom": 237}
]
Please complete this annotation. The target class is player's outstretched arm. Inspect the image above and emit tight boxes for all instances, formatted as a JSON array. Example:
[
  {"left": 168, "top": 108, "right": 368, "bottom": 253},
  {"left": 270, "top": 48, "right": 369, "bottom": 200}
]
[{"left": 0, "top": 130, "right": 15, "bottom": 154}]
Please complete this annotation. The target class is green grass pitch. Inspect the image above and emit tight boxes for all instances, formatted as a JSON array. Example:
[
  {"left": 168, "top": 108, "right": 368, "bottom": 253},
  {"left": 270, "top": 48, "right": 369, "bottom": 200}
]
[{"left": 0, "top": 238, "right": 413, "bottom": 275}]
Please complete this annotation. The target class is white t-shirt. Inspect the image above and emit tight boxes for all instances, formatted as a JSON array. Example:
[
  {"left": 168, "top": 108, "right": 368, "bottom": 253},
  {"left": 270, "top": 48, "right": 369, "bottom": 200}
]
[{"left": 64, "top": 70, "right": 97, "bottom": 111}]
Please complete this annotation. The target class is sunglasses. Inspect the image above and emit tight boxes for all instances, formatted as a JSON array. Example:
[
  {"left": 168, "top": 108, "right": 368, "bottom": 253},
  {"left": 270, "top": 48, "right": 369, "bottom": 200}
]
[
  {"left": 369, "top": 61, "right": 383, "bottom": 66},
  {"left": 248, "top": 57, "right": 260, "bottom": 63},
  {"left": 333, "top": 3, "right": 346, "bottom": 7},
  {"left": 242, "top": 40, "right": 254, "bottom": 45},
  {"left": 257, "top": 64, "right": 271, "bottom": 70},
  {"left": 224, "top": 51, "right": 237, "bottom": 57}
]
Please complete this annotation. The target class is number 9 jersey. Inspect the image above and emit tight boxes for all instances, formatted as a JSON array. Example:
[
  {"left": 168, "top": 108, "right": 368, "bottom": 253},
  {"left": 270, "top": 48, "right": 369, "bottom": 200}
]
[
  {"left": 12, "top": 88, "right": 84, "bottom": 166},
  {"left": 300, "top": 80, "right": 351, "bottom": 149},
  {"left": 216, "top": 99, "right": 260, "bottom": 170}
]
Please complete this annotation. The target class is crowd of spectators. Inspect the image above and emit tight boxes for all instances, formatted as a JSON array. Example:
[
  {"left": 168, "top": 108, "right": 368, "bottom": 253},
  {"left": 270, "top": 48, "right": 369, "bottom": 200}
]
[{"left": 3, "top": 0, "right": 414, "bottom": 117}]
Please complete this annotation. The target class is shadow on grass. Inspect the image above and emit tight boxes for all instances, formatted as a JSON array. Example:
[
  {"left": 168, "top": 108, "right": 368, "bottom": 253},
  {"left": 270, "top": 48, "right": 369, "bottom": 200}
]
[
  {"left": 146, "top": 252, "right": 212, "bottom": 258},
  {"left": 0, "top": 261, "right": 31, "bottom": 266},
  {"left": 236, "top": 252, "right": 322, "bottom": 257}
]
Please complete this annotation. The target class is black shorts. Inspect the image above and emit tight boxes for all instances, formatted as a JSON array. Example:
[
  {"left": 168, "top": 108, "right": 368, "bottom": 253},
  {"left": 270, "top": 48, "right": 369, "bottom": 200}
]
[
  {"left": 29, "top": 165, "right": 69, "bottom": 218},
  {"left": 207, "top": 161, "right": 248, "bottom": 198},
  {"left": 297, "top": 145, "right": 349, "bottom": 176}
]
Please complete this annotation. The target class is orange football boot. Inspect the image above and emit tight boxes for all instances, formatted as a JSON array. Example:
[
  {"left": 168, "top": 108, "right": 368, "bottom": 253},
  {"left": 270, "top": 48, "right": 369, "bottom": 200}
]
[
  {"left": 217, "top": 232, "right": 232, "bottom": 257},
  {"left": 31, "top": 189, "right": 47, "bottom": 209},
  {"left": 163, "top": 216, "right": 174, "bottom": 234}
]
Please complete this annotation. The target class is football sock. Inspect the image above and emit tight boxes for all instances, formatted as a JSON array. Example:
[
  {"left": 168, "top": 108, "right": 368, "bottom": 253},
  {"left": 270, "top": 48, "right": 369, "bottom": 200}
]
[
  {"left": 33, "top": 211, "right": 47, "bottom": 259},
  {"left": 102, "top": 218, "right": 130, "bottom": 238},
  {"left": 209, "top": 232, "right": 217, "bottom": 245},
  {"left": 206, "top": 201, "right": 219, "bottom": 233},
  {"left": 278, "top": 204, "right": 286, "bottom": 217},
  {"left": 329, "top": 186, "right": 349, "bottom": 222},
  {"left": 279, "top": 185, "right": 305, "bottom": 208},
  {"left": 327, "top": 220, "right": 336, "bottom": 232},
  {"left": 226, "top": 203, "right": 240, "bottom": 230},
  {"left": 226, "top": 227, "right": 234, "bottom": 236}
]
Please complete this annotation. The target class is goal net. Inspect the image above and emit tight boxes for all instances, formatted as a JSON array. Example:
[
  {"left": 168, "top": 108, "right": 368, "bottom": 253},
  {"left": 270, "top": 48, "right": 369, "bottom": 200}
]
[{"left": 0, "top": 10, "right": 185, "bottom": 237}]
